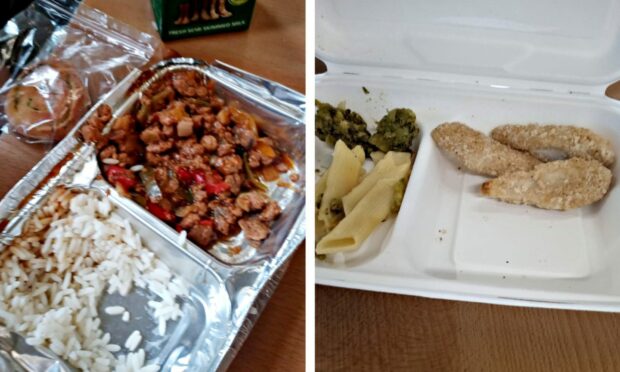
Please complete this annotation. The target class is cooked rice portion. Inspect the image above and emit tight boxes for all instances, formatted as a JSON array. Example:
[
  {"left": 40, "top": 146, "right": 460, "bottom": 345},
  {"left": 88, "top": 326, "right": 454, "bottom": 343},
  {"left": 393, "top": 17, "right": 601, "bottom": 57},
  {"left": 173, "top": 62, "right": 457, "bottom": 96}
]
[{"left": 0, "top": 188, "right": 189, "bottom": 371}]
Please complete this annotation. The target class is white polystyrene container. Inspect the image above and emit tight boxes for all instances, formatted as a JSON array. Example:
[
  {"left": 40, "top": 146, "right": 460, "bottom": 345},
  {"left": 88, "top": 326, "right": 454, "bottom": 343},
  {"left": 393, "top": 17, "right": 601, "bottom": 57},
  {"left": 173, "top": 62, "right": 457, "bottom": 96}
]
[{"left": 315, "top": 0, "right": 620, "bottom": 311}]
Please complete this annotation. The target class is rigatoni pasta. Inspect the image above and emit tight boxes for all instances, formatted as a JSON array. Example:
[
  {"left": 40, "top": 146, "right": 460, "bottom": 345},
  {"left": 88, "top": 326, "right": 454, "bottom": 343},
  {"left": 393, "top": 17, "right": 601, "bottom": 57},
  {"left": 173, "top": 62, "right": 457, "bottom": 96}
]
[
  {"left": 316, "top": 149, "right": 412, "bottom": 254},
  {"left": 317, "top": 178, "right": 400, "bottom": 254},
  {"left": 316, "top": 170, "right": 330, "bottom": 241},
  {"left": 342, "top": 151, "right": 411, "bottom": 215},
  {"left": 317, "top": 140, "right": 365, "bottom": 229}
]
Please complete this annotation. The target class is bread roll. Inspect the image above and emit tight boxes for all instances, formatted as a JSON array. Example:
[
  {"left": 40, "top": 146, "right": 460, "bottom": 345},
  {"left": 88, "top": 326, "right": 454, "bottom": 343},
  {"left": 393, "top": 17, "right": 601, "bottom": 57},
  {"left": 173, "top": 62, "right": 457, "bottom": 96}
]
[{"left": 5, "top": 61, "right": 89, "bottom": 141}]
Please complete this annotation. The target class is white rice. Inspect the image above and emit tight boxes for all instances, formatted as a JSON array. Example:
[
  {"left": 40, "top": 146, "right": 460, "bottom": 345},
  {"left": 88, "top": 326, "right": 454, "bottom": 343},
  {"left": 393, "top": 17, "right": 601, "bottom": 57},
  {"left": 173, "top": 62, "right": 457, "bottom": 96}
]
[
  {"left": 106, "top": 344, "right": 121, "bottom": 353},
  {"left": 124, "top": 330, "right": 142, "bottom": 352},
  {"left": 0, "top": 189, "right": 190, "bottom": 371},
  {"left": 102, "top": 158, "right": 119, "bottom": 165},
  {"left": 104, "top": 306, "right": 126, "bottom": 316},
  {"left": 115, "top": 349, "right": 159, "bottom": 372},
  {"left": 157, "top": 318, "right": 166, "bottom": 337}
]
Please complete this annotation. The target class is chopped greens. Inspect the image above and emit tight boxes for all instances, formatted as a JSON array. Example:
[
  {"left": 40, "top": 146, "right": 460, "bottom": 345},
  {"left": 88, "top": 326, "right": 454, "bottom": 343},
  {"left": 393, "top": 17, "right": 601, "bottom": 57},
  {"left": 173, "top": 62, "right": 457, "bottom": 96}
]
[
  {"left": 362, "top": 86, "right": 370, "bottom": 94},
  {"left": 392, "top": 178, "right": 407, "bottom": 214},
  {"left": 369, "top": 108, "right": 419, "bottom": 153},
  {"left": 329, "top": 198, "right": 344, "bottom": 218},
  {"left": 315, "top": 100, "right": 373, "bottom": 155},
  {"left": 316, "top": 101, "right": 419, "bottom": 156}
]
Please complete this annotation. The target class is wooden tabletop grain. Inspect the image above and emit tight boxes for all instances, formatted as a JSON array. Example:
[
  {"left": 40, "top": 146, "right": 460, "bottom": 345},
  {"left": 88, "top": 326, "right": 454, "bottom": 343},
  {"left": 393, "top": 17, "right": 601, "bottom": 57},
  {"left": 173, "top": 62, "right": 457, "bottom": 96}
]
[
  {"left": 86, "top": 0, "right": 305, "bottom": 94},
  {"left": 0, "top": 1, "right": 305, "bottom": 371},
  {"left": 316, "top": 80, "right": 620, "bottom": 372}
]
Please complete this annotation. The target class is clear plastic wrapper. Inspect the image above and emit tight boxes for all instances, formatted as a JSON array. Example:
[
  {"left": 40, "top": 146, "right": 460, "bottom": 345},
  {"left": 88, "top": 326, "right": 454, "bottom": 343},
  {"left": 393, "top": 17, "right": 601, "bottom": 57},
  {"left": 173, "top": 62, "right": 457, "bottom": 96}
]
[{"left": 0, "top": 0, "right": 165, "bottom": 143}]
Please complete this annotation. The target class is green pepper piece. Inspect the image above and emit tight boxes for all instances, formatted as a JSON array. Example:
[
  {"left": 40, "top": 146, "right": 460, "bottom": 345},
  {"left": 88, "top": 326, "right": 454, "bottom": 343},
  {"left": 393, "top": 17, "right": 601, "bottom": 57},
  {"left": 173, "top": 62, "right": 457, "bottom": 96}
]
[{"left": 243, "top": 153, "right": 268, "bottom": 191}]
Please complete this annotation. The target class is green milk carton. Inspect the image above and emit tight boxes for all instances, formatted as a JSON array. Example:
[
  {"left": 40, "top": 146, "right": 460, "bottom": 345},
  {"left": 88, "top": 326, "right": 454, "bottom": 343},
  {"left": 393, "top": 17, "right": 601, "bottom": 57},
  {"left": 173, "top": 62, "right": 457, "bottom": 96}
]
[{"left": 151, "top": 0, "right": 256, "bottom": 40}]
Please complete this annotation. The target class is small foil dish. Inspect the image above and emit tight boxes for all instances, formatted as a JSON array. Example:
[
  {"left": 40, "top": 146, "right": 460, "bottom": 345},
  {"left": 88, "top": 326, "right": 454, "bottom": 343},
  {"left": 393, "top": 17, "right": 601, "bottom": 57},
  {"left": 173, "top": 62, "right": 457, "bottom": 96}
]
[{"left": 0, "top": 58, "right": 306, "bottom": 371}]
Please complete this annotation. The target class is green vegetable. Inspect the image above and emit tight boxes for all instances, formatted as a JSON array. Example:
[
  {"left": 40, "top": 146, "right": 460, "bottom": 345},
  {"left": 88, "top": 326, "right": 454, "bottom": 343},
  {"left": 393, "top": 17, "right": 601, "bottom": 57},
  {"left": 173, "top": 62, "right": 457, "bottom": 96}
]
[
  {"left": 362, "top": 86, "right": 370, "bottom": 94},
  {"left": 316, "top": 102, "right": 419, "bottom": 156},
  {"left": 136, "top": 102, "right": 151, "bottom": 124},
  {"left": 369, "top": 108, "right": 419, "bottom": 153},
  {"left": 182, "top": 188, "right": 194, "bottom": 203},
  {"left": 196, "top": 98, "right": 212, "bottom": 106},
  {"left": 328, "top": 198, "right": 344, "bottom": 219},
  {"left": 243, "top": 153, "right": 268, "bottom": 191},
  {"left": 150, "top": 87, "right": 174, "bottom": 110},
  {"left": 315, "top": 100, "right": 373, "bottom": 155},
  {"left": 392, "top": 178, "right": 407, "bottom": 213}
]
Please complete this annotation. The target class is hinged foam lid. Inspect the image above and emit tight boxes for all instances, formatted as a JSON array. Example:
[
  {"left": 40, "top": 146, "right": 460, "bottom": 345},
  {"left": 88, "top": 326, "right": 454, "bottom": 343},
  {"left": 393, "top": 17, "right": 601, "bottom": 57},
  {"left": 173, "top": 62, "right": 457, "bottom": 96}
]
[{"left": 316, "top": 0, "right": 620, "bottom": 88}]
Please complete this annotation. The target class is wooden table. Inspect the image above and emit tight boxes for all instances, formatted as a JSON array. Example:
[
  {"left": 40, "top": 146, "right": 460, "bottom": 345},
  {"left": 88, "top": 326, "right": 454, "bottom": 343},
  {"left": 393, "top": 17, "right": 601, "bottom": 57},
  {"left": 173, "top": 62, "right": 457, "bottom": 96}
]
[
  {"left": 87, "top": 0, "right": 305, "bottom": 94},
  {"left": 0, "top": 1, "right": 305, "bottom": 371},
  {"left": 316, "top": 58, "right": 620, "bottom": 371}
]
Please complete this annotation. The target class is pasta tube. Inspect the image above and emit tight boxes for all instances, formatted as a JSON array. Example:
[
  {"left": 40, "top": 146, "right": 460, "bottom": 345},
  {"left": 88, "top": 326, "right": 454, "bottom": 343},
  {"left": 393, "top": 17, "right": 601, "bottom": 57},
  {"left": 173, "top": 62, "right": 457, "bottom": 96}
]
[
  {"left": 317, "top": 178, "right": 399, "bottom": 254},
  {"left": 343, "top": 152, "right": 411, "bottom": 215},
  {"left": 317, "top": 140, "right": 365, "bottom": 228},
  {"left": 317, "top": 153, "right": 411, "bottom": 254}
]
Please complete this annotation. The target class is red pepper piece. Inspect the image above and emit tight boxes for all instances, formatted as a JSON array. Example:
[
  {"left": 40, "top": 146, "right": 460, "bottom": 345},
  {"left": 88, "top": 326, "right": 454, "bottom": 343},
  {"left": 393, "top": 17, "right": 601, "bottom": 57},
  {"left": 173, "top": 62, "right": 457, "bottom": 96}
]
[
  {"left": 192, "top": 169, "right": 207, "bottom": 184},
  {"left": 205, "top": 181, "right": 230, "bottom": 194},
  {"left": 207, "top": 171, "right": 223, "bottom": 183},
  {"left": 147, "top": 202, "right": 175, "bottom": 222},
  {"left": 175, "top": 224, "right": 184, "bottom": 232},
  {"left": 176, "top": 167, "right": 193, "bottom": 184},
  {"left": 106, "top": 165, "right": 137, "bottom": 190},
  {"left": 199, "top": 219, "right": 214, "bottom": 227},
  {"left": 189, "top": 169, "right": 229, "bottom": 194}
]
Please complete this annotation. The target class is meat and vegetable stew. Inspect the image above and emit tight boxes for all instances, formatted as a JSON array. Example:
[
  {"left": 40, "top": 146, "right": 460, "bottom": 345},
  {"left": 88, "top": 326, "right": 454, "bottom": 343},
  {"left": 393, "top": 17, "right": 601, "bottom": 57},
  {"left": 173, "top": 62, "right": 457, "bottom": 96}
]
[{"left": 81, "top": 70, "right": 294, "bottom": 249}]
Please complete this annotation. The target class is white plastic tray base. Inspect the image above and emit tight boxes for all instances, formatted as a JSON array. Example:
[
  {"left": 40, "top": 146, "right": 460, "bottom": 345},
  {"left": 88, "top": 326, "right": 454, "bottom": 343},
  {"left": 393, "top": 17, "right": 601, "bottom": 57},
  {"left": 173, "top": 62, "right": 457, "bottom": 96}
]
[{"left": 316, "top": 73, "right": 620, "bottom": 311}]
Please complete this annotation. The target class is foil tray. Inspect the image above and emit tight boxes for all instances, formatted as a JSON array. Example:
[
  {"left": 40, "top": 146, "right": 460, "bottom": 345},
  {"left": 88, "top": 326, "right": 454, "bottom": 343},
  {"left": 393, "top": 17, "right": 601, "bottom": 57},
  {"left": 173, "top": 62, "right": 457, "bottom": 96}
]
[{"left": 0, "top": 58, "right": 306, "bottom": 371}]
